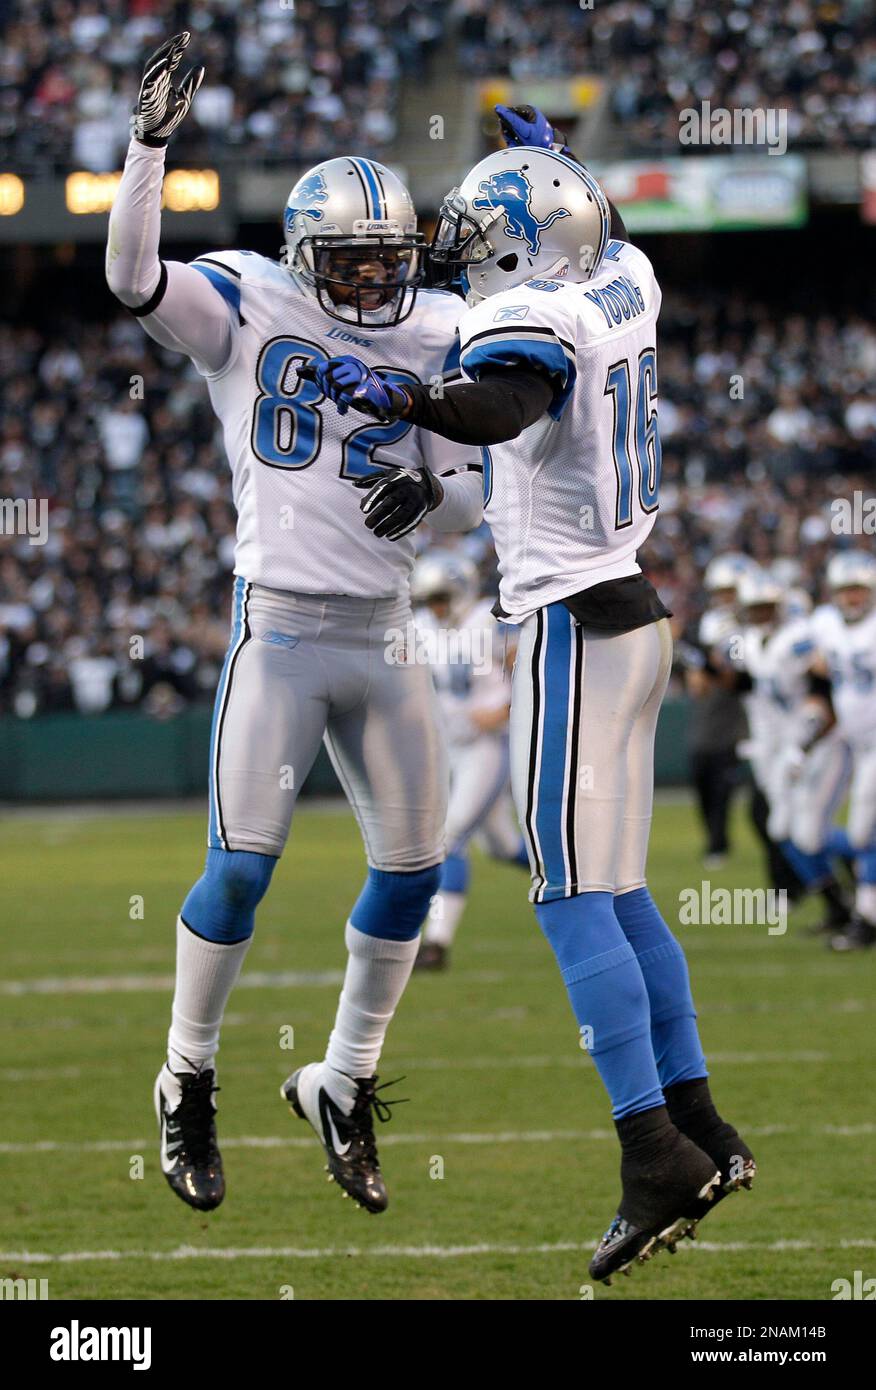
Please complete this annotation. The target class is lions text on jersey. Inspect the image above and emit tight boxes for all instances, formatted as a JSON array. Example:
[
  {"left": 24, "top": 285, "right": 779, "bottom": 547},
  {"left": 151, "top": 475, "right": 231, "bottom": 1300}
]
[{"left": 458, "top": 238, "right": 662, "bottom": 624}]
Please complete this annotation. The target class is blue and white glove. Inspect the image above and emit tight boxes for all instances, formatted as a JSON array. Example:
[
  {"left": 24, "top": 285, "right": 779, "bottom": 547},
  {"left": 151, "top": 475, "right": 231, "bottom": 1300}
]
[
  {"left": 307, "top": 355, "right": 410, "bottom": 423},
  {"left": 495, "top": 103, "right": 571, "bottom": 156}
]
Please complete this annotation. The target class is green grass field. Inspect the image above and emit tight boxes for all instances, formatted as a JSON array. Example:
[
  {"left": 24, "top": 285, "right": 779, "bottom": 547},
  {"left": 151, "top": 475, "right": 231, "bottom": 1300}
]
[{"left": 1, "top": 796, "right": 874, "bottom": 1301}]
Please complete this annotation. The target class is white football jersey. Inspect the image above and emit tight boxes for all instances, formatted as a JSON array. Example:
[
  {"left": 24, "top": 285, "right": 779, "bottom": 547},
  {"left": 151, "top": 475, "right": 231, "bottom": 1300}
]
[
  {"left": 190, "top": 253, "right": 479, "bottom": 596},
  {"left": 458, "top": 238, "right": 662, "bottom": 623},
  {"left": 735, "top": 619, "right": 817, "bottom": 754},
  {"left": 809, "top": 603, "right": 876, "bottom": 747},
  {"left": 414, "top": 598, "right": 511, "bottom": 744},
  {"left": 699, "top": 605, "right": 738, "bottom": 647}
]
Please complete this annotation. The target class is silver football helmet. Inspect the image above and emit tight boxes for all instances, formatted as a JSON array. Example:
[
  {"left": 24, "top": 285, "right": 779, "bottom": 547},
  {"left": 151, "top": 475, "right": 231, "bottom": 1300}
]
[
  {"left": 411, "top": 549, "right": 478, "bottom": 619},
  {"left": 704, "top": 552, "right": 758, "bottom": 595},
  {"left": 826, "top": 550, "right": 876, "bottom": 622},
  {"left": 429, "top": 146, "right": 610, "bottom": 303},
  {"left": 737, "top": 569, "right": 784, "bottom": 630},
  {"left": 282, "top": 157, "right": 424, "bottom": 327}
]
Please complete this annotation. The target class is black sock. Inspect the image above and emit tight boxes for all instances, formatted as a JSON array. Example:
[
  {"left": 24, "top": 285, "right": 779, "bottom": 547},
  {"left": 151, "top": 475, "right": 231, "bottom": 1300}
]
[
  {"left": 663, "top": 1077, "right": 723, "bottom": 1142},
  {"left": 614, "top": 1103, "right": 677, "bottom": 1165},
  {"left": 820, "top": 879, "right": 850, "bottom": 926}
]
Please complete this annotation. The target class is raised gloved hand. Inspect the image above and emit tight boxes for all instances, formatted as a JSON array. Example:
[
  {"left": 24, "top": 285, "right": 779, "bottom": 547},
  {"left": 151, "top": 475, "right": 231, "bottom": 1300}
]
[
  {"left": 495, "top": 103, "right": 570, "bottom": 154},
  {"left": 305, "top": 355, "right": 411, "bottom": 423},
  {"left": 133, "top": 32, "right": 205, "bottom": 148}
]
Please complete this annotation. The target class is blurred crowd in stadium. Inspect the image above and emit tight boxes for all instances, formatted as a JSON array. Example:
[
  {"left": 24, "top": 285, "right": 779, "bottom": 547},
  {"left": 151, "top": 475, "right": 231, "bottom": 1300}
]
[
  {"left": 0, "top": 0, "right": 444, "bottom": 174},
  {"left": 1, "top": 0, "right": 873, "bottom": 174},
  {"left": 1, "top": 291, "right": 873, "bottom": 717},
  {"left": 460, "top": 0, "right": 876, "bottom": 154}
]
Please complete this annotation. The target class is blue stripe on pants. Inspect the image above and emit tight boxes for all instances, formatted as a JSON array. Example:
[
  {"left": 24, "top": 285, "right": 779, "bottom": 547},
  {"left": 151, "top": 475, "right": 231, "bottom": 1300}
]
[
  {"left": 208, "top": 576, "right": 246, "bottom": 848},
  {"left": 534, "top": 603, "right": 574, "bottom": 901}
]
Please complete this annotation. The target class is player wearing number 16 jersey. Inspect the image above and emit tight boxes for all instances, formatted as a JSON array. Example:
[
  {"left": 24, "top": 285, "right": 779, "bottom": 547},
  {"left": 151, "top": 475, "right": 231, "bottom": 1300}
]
[
  {"left": 106, "top": 33, "right": 483, "bottom": 1217},
  {"left": 313, "top": 118, "right": 755, "bottom": 1280}
]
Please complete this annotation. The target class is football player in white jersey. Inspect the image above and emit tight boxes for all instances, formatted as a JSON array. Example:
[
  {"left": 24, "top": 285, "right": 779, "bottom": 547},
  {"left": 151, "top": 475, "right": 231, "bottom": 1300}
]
[
  {"left": 408, "top": 550, "right": 528, "bottom": 970},
  {"left": 312, "top": 107, "right": 754, "bottom": 1281},
  {"left": 106, "top": 34, "right": 483, "bottom": 1215},
  {"left": 699, "top": 552, "right": 759, "bottom": 647},
  {"left": 808, "top": 553, "right": 876, "bottom": 950},
  {"left": 716, "top": 572, "right": 852, "bottom": 932}
]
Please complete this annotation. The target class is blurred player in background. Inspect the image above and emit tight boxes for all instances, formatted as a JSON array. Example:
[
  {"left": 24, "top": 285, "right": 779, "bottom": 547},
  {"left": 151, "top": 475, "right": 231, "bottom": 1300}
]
[
  {"left": 808, "top": 552, "right": 876, "bottom": 950},
  {"left": 409, "top": 549, "right": 528, "bottom": 971},
  {"left": 311, "top": 106, "right": 755, "bottom": 1282},
  {"left": 106, "top": 34, "right": 483, "bottom": 1216},
  {"left": 717, "top": 569, "right": 852, "bottom": 934}
]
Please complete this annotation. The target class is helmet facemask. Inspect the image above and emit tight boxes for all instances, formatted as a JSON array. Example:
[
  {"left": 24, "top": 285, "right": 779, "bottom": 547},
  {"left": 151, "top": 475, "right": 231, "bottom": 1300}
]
[{"left": 294, "top": 229, "right": 424, "bottom": 328}]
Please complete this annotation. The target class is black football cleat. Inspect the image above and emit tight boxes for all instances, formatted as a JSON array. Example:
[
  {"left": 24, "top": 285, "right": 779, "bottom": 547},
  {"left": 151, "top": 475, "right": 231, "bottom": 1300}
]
[
  {"left": 281, "top": 1063, "right": 406, "bottom": 1213},
  {"left": 154, "top": 1063, "right": 225, "bottom": 1211},
  {"left": 589, "top": 1126, "right": 720, "bottom": 1283},
  {"left": 664, "top": 1079, "right": 756, "bottom": 1225},
  {"left": 414, "top": 940, "right": 449, "bottom": 971},
  {"left": 829, "top": 917, "right": 876, "bottom": 952}
]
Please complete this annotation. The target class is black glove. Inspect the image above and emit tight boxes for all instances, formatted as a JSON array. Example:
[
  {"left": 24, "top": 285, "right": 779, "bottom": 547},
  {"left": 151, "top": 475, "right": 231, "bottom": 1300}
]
[
  {"left": 353, "top": 466, "right": 444, "bottom": 541},
  {"left": 132, "top": 32, "right": 205, "bottom": 148}
]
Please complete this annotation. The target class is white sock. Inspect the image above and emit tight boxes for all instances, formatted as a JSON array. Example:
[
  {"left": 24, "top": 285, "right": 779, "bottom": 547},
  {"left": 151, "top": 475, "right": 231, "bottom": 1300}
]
[
  {"left": 323, "top": 922, "right": 419, "bottom": 1110},
  {"left": 425, "top": 891, "right": 466, "bottom": 948},
  {"left": 856, "top": 883, "right": 876, "bottom": 925},
  {"left": 167, "top": 917, "right": 253, "bottom": 1074}
]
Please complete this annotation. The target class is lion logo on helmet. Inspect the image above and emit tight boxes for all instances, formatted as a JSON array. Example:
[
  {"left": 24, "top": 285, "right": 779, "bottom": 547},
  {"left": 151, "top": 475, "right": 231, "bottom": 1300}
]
[
  {"left": 284, "top": 170, "right": 329, "bottom": 232},
  {"left": 472, "top": 170, "right": 570, "bottom": 257}
]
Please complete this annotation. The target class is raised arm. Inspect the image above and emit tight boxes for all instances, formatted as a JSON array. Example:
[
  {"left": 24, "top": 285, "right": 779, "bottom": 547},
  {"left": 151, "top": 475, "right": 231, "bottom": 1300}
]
[{"left": 105, "top": 33, "right": 234, "bottom": 375}]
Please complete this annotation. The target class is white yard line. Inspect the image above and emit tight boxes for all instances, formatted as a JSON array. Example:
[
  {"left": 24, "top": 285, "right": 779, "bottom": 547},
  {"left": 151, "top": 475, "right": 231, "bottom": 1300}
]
[
  {"left": 1, "top": 1120, "right": 873, "bottom": 1156},
  {"left": 0, "top": 1051, "right": 831, "bottom": 1082},
  {"left": 2, "top": 1236, "right": 875, "bottom": 1265}
]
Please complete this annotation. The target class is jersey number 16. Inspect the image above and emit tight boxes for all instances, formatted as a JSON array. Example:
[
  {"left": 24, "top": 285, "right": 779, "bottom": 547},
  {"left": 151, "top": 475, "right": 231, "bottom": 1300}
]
[{"left": 604, "top": 348, "right": 661, "bottom": 529}]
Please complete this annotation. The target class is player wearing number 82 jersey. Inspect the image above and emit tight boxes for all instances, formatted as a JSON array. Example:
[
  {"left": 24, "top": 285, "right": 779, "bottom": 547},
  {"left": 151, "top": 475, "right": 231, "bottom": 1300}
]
[{"left": 106, "top": 33, "right": 483, "bottom": 1219}]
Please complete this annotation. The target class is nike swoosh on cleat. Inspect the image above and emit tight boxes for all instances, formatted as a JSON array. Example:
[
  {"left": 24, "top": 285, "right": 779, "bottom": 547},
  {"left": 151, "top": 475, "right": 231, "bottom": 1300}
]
[{"left": 319, "top": 1089, "right": 351, "bottom": 1157}]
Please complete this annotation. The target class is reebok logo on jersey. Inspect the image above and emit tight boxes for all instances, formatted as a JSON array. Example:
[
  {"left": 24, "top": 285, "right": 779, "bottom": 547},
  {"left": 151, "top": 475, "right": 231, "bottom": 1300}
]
[
  {"left": 261, "top": 630, "right": 300, "bottom": 650},
  {"left": 493, "top": 304, "right": 530, "bottom": 322}
]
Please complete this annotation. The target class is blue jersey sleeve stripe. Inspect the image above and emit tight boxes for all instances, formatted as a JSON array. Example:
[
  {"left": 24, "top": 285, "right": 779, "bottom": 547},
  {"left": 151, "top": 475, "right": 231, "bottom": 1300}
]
[
  {"left": 192, "top": 263, "right": 242, "bottom": 321},
  {"left": 460, "top": 335, "right": 576, "bottom": 420},
  {"left": 441, "top": 335, "right": 461, "bottom": 375}
]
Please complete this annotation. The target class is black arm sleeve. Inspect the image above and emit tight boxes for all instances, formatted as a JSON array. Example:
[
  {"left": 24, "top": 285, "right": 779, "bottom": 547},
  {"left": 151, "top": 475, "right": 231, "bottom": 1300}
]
[
  {"left": 403, "top": 367, "right": 555, "bottom": 445},
  {"left": 607, "top": 198, "right": 629, "bottom": 242}
]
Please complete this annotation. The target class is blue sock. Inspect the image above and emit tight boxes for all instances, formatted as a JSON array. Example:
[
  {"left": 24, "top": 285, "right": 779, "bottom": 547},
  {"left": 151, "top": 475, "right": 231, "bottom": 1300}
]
[
  {"left": 535, "top": 891, "right": 664, "bottom": 1119},
  {"left": 439, "top": 852, "right": 469, "bottom": 895},
  {"left": 779, "top": 839, "right": 832, "bottom": 888},
  {"left": 856, "top": 850, "right": 876, "bottom": 884},
  {"left": 349, "top": 863, "right": 442, "bottom": 941},
  {"left": 826, "top": 827, "right": 854, "bottom": 858},
  {"left": 613, "top": 887, "right": 707, "bottom": 1089},
  {"left": 181, "top": 847, "right": 277, "bottom": 944}
]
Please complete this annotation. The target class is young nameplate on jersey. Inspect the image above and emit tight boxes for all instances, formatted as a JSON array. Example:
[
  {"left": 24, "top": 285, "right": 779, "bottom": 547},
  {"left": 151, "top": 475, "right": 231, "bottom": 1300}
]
[
  {"left": 315, "top": 126, "right": 756, "bottom": 1285},
  {"left": 106, "top": 33, "right": 483, "bottom": 1220}
]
